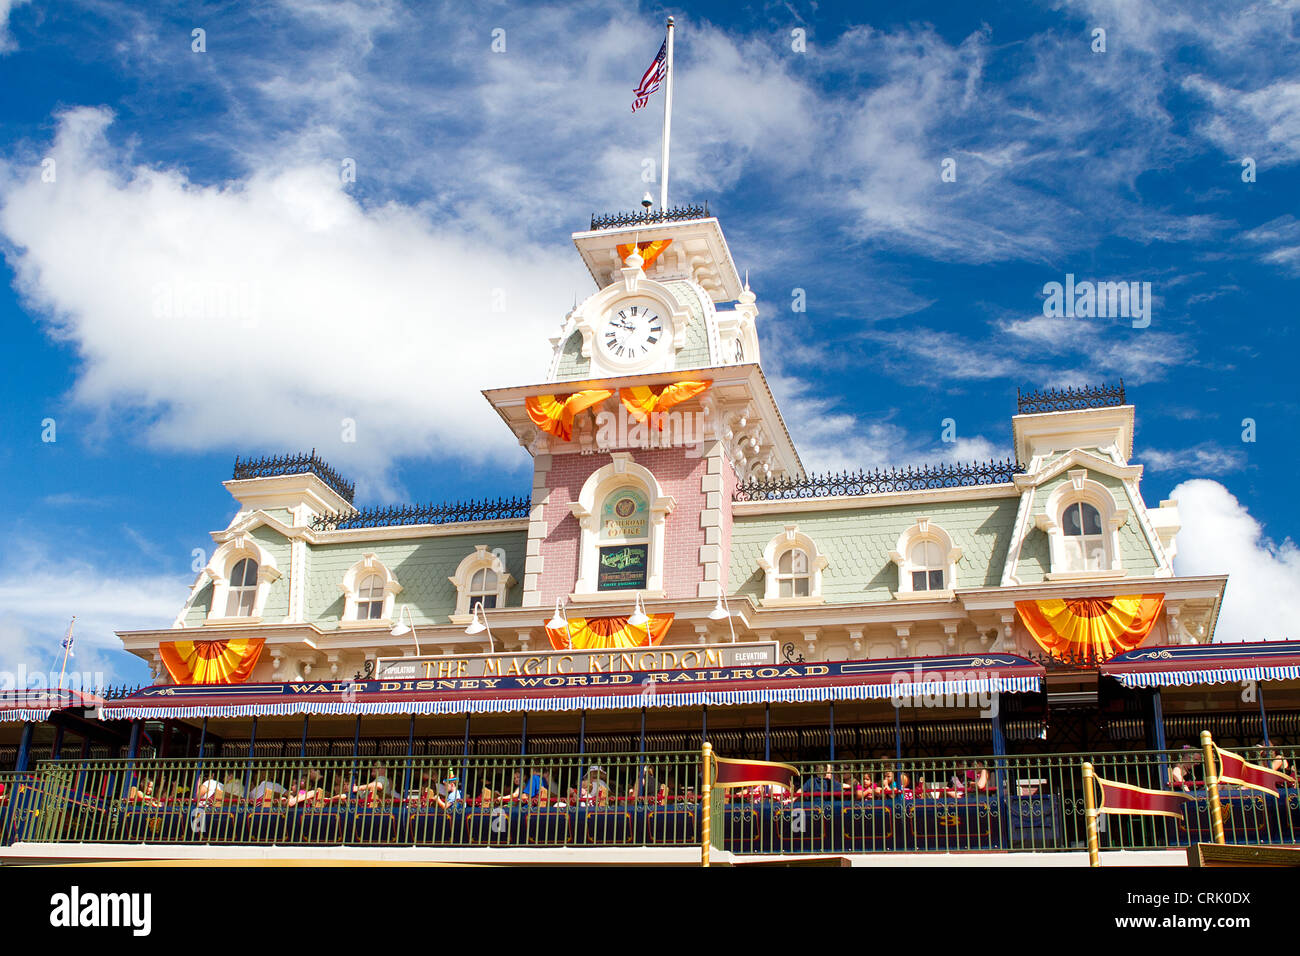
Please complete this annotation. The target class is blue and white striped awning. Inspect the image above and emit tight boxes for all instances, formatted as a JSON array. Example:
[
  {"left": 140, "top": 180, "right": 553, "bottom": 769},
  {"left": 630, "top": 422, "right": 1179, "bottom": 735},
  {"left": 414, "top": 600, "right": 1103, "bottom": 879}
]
[
  {"left": 103, "top": 674, "right": 1041, "bottom": 720},
  {"left": 0, "top": 690, "right": 104, "bottom": 724},
  {"left": 1109, "top": 665, "right": 1300, "bottom": 690},
  {"left": 1102, "top": 641, "right": 1300, "bottom": 690}
]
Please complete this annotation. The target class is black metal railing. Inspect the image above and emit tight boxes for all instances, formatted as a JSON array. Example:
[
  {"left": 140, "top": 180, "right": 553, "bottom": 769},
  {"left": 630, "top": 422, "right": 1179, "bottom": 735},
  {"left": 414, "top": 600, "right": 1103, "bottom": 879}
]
[
  {"left": 734, "top": 459, "right": 1025, "bottom": 502},
  {"left": 1017, "top": 382, "right": 1126, "bottom": 415},
  {"left": 98, "top": 685, "right": 143, "bottom": 701},
  {"left": 233, "top": 450, "right": 356, "bottom": 504},
  {"left": 590, "top": 202, "right": 710, "bottom": 231},
  {"left": 311, "top": 495, "right": 532, "bottom": 531}
]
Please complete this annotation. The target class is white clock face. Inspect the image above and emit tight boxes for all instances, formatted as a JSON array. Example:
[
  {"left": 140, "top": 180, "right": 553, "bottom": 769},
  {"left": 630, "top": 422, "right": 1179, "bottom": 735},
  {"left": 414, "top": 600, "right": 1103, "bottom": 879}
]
[{"left": 600, "top": 299, "right": 664, "bottom": 363}]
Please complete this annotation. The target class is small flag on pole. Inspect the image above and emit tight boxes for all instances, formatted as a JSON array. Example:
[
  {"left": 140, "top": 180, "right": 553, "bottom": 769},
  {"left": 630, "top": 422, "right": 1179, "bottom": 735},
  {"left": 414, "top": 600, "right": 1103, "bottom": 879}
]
[
  {"left": 711, "top": 756, "right": 798, "bottom": 791},
  {"left": 632, "top": 40, "right": 667, "bottom": 112},
  {"left": 60, "top": 617, "right": 76, "bottom": 660},
  {"left": 1094, "top": 775, "right": 1193, "bottom": 819},
  {"left": 1216, "top": 746, "right": 1296, "bottom": 797}
]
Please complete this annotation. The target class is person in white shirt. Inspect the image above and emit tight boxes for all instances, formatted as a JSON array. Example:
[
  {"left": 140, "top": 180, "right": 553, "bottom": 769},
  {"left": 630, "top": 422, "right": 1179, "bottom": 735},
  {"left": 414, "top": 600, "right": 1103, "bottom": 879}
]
[{"left": 436, "top": 773, "right": 463, "bottom": 809}]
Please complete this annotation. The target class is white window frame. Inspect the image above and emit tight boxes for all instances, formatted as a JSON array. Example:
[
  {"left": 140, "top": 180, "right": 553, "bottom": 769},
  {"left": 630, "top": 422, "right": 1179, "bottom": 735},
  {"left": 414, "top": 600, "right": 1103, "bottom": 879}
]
[
  {"left": 568, "top": 453, "right": 675, "bottom": 602},
  {"left": 1036, "top": 470, "right": 1129, "bottom": 581},
  {"left": 890, "top": 518, "right": 961, "bottom": 601},
  {"left": 758, "top": 525, "right": 827, "bottom": 607},
  {"left": 204, "top": 535, "right": 282, "bottom": 625},
  {"left": 339, "top": 553, "right": 403, "bottom": 628},
  {"left": 449, "top": 545, "right": 515, "bottom": 623}
]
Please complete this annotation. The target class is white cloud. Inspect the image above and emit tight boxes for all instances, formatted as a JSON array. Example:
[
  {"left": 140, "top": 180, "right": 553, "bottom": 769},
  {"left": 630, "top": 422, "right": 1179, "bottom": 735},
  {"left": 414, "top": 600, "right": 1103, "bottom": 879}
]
[
  {"left": 0, "top": 554, "right": 185, "bottom": 690},
  {"left": 0, "top": 107, "right": 587, "bottom": 496},
  {"left": 0, "top": 0, "right": 29, "bottom": 54},
  {"left": 1171, "top": 479, "right": 1300, "bottom": 642},
  {"left": 1143, "top": 444, "right": 1245, "bottom": 475}
]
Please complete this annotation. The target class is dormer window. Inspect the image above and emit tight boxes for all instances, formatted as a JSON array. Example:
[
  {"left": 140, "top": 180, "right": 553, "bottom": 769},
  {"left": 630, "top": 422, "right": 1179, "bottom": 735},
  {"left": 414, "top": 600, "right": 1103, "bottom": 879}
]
[
  {"left": 1036, "top": 470, "right": 1129, "bottom": 580},
  {"left": 356, "top": 573, "right": 387, "bottom": 620},
  {"left": 1062, "top": 501, "right": 1106, "bottom": 571},
  {"left": 468, "top": 567, "right": 499, "bottom": 609},
  {"left": 202, "top": 536, "right": 281, "bottom": 624},
  {"left": 449, "top": 546, "right": 515, "bottom": 622},
  {"left": 759, "top": 526, "right": 827, "bottom": 606},
  {"left": 339, "top": 554, "right": 402, "bottom": 627},
  {"left": 909, "top": 540, "right": 946, "bottom": 591},
  {"left": 890, "top": 519, "right": 961, "bottom": 600},
  {"left": 776, "top": 549, "right": 811, "bottom": 598},
  {"left": 226, "top": 558, "right": 259, "bottom": 617}
]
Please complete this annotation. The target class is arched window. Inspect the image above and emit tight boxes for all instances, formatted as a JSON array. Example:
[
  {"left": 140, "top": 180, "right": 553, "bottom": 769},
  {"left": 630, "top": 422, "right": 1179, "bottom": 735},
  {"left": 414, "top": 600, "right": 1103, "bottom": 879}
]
[
  {"left": 568, "top": 454, "right": 675, "bottom": 600},
  {"left": 339, "top": 554, "right": 402, "bottom": 626},
  {"left": 890, "top": 519, "right": 961, "bottom": 598},
  {"left": 1062, "top": 501, "right": 1106, "bottom": 571},
  {"left": 226, "top": 558, "right": 259, "bottom": 617},
  {"left": 356, "top": 573, "right": 386, "bottom": 620},
  {"left": 908, "top": 540, "right": 946, "bottom": 591},
  {"left": 469, "top": 567, "right": 499, "bottom": 609},
  {"left": 201, "top": 534, "right": 281, "bottom": 624},
  {"left": 1037, "top": 470, "right": 1128, "bottom": 578},
  {"left": 759, "top": 526, "right": 827, "bottom": 605},
  {"left": 597, "top": 486, "right": 650, "bottom": 591},
  {"left": 449, "top": 546, "right": 515, "bottom": 621},
  {"left": 776, "top": 548, "right": 811, "bottom": 598}
]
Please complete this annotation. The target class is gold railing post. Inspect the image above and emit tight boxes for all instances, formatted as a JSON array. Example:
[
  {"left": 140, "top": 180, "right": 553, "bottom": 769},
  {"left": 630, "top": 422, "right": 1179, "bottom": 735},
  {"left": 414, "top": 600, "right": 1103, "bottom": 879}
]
[
  {"left": 1201, "top": 730, "right": 1225, "bottom": 845},
  {"left": 1081, "top": 761, "right": 1100, "bottom": 867},
  {"left": 701, "top": 742, "right": 713, "bottom": 868}
]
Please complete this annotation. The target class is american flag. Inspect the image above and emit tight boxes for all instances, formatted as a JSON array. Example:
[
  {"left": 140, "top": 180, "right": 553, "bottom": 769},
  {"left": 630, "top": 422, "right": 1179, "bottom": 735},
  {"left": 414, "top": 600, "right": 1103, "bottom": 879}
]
[{"left": 632, "top": 40, "right": 667, "bottom": 112}]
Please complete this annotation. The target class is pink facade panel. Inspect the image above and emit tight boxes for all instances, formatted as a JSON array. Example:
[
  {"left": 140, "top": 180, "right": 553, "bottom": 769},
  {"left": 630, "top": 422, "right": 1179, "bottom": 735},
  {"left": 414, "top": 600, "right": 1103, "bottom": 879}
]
[{"left": 536, "top": 446, "right": 731, "bottom": 604}]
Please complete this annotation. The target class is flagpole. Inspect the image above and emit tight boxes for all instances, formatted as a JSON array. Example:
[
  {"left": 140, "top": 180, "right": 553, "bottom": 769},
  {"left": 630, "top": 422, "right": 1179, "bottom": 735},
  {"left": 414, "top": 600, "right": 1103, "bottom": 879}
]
[
  {"left": 57, "top": 616, "right": 75, "bottom": 691},
  {"left": 1081, "top": 761, "right": 1100, "bottom": 867},
  {"left": 1201, "top": 730, "right": 1226, "bottom": 845},
  {"left": 659, "top": 16, "right": 675, "bottom": 209}
]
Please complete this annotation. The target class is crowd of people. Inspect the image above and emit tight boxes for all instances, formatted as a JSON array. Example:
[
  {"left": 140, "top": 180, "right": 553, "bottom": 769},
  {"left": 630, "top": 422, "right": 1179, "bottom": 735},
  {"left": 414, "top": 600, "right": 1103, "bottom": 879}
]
[
  {"left": 125, "top": 762, "right": 676, "bottom": 810},
  {"left": 115, "top": 745, "right": 1299, "bottom": 812}
]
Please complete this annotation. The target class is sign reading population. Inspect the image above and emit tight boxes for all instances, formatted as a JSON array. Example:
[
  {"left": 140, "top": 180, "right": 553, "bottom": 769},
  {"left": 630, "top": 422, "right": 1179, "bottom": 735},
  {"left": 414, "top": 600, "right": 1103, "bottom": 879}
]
[{"left": 375, "top": 642, "right": 779, "bottom": 681}]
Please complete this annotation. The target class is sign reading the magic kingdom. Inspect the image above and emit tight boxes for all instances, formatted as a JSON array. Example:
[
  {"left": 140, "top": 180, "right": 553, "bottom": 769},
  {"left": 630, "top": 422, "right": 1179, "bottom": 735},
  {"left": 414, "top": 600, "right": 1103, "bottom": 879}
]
[{"left": 375, "top": 642, "right": 779, "bottom": 681}]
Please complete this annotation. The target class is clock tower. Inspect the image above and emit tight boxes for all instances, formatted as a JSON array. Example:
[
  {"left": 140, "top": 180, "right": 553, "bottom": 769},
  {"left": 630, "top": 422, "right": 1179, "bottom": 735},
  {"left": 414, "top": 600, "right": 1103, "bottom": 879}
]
[{"left": 483, "top": 204, "right": 802, "bottom": 611}]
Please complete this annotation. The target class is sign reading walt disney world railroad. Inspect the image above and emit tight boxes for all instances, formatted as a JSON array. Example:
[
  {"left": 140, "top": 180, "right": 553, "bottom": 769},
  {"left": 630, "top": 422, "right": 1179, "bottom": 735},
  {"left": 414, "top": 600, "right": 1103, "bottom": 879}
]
[{"left": 375, "top": 642, "right": 779, "bottom": 681}]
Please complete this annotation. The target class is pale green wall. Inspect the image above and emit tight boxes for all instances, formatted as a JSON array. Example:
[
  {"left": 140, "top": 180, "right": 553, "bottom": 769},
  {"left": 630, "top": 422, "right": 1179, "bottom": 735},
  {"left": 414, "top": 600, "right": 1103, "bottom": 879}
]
[
  {"left": 555, "top": 330, "right": 589, "bottom": 380},
  {"left": 728, "top": 498, "right": 1019, "bottom": 601},
  {"left": 304, "top": 531, "right": 528, "bottom": 627},
  {"left": 664, "top": 280, "right": 711, "bottom": 369}
]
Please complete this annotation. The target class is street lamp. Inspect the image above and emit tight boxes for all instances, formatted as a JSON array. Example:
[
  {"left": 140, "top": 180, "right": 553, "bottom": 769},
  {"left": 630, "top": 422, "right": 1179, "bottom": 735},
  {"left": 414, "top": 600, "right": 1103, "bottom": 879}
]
[
  {"left": 546, "top": 598, "right": 571, "bottom": 649},
  {"left": 389, "top": 605, "right": 421, "bottom": 655},
  {"left": 629, "top": 593, "right": 651, "bottom": 645},
  {"left": 708, "top": 593, "right": 738, "bottom": 643},
  {"left": 465, "top": 600, "right": 495, "bottom": 653}
]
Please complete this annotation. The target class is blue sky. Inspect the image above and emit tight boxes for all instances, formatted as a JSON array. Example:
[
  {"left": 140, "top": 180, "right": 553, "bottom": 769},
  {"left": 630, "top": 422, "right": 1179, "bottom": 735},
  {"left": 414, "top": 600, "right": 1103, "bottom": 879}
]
[{"left": 0, "top": 0, "right": 1297, "bottom": 686}]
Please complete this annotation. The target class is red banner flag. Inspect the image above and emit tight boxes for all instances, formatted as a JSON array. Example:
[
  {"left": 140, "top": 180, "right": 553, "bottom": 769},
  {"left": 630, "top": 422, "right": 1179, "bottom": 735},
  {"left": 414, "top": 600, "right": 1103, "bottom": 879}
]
[
  {"left": 1216, "top": 747, "right": 1296, "bottom": 797},
  {"left": 712, "top": 756, "right": 798, "bottom": 791},
  {"left": 1095, "top": 776, "right": 1193, "bottom": 819}
]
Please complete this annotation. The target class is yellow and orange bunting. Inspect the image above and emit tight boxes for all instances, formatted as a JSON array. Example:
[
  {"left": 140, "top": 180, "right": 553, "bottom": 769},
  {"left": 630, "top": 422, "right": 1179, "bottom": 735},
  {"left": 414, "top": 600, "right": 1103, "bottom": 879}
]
[
  {"left": 1015, "top": 594, "right": 1164, "bottom": 663},
  {"left": 525, "top": 389, "right": 614, "bottom": 442},
  {"left": 544, "top": 613, "right": 673, "bottom": 651},
  {"left": 619, "top": 381, "right": 711, "bottom": 429},
  {"left": 158, "top": 637, "right": 265, "bottom": 685},
  {"left": 616, "top": 238, "right": 672, "bottom": 269}
]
